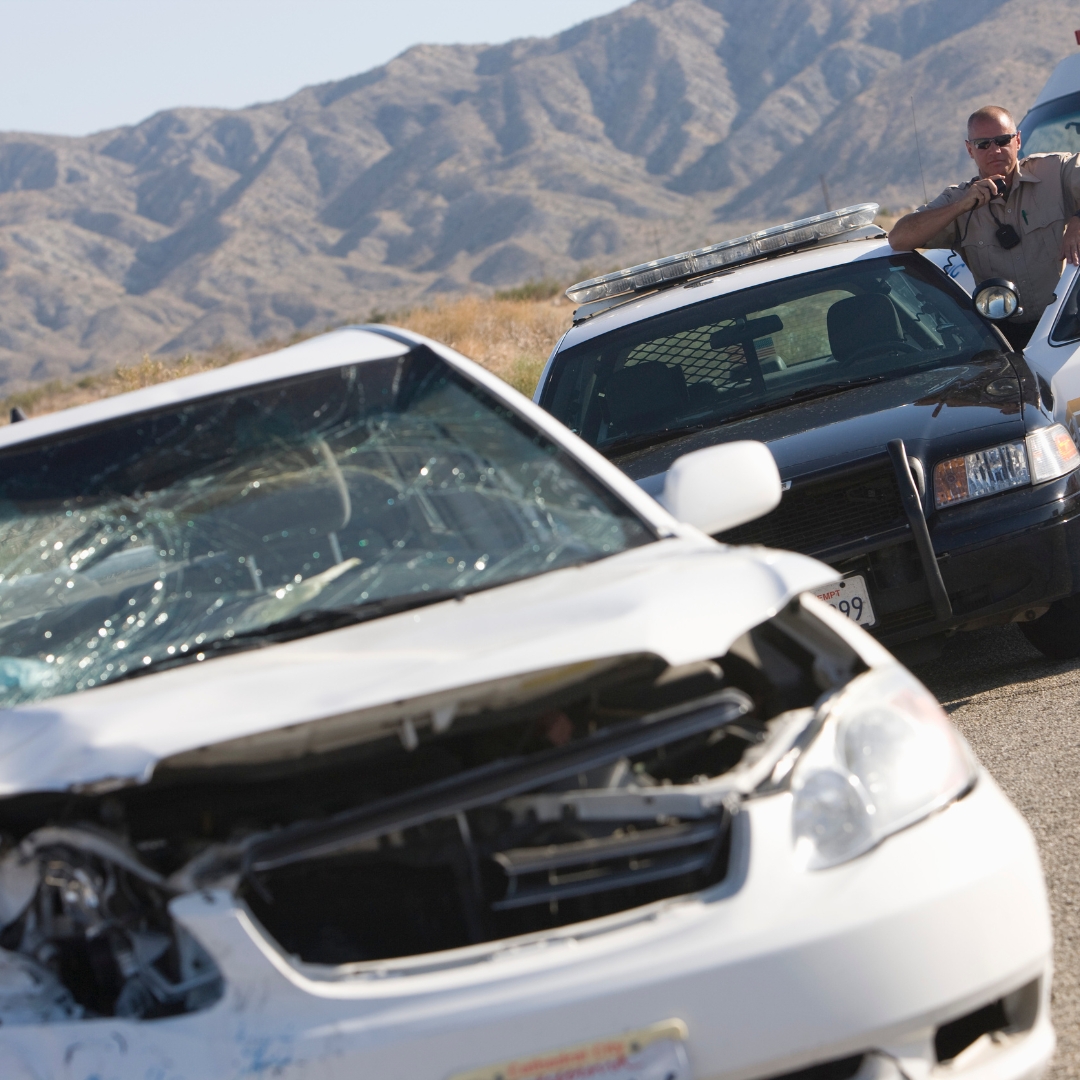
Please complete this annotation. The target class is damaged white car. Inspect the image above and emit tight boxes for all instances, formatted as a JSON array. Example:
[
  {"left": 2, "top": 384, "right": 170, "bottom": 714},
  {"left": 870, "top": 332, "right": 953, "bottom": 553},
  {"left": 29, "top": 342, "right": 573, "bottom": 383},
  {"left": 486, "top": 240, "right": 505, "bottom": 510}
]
[{"left": 0, "top": 326, "right": 1053, "bottom": 1080}]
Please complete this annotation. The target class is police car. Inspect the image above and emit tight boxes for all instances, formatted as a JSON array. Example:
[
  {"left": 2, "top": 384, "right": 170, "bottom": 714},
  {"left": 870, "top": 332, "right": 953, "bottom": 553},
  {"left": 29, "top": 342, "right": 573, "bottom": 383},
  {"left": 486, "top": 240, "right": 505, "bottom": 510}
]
[
  {"left": 0, "top": 325, "right": 1053, "bottom": 1080},
  {"left": 535, "top": 204, "right": 1080, "bottom": 659}
]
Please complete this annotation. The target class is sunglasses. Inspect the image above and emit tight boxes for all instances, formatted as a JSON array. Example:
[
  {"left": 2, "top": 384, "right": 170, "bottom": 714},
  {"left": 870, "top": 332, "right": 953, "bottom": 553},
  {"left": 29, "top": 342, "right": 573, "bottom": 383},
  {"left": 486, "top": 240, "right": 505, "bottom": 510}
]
[{"left": 970, "top": 133, "right": 1018, "bottom": 150}]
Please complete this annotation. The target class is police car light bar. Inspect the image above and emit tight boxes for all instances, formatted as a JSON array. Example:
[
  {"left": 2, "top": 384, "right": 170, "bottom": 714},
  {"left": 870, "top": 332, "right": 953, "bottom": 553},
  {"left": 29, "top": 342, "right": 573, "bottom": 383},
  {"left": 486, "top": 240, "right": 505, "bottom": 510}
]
[{"left": 565, "top": 203, "right": 880, "bottom": 306}]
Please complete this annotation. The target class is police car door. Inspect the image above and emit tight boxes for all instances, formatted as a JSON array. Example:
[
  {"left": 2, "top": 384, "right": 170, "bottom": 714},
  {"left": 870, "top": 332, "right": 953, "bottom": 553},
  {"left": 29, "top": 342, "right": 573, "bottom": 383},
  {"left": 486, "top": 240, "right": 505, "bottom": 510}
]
[{"left": 1024, "top": 264, "right": 1080, "bottom": 440}]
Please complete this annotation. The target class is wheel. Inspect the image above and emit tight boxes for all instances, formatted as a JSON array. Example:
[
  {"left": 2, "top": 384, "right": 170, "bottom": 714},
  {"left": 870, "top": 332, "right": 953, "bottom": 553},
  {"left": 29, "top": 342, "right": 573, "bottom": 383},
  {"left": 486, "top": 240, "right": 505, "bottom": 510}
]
[{"left": 1018, "top": 595, "right": 1080, "bottom": 659}]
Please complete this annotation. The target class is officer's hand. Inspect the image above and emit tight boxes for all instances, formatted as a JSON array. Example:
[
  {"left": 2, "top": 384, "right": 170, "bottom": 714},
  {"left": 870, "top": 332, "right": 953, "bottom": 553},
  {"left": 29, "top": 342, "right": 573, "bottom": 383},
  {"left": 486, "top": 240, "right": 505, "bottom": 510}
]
[
  {"left": 1063, "top": 219, "right": 1080, "bottom": 266},
  {"left": 967, "top": 177, "right": 1001, "bottom": 210}
]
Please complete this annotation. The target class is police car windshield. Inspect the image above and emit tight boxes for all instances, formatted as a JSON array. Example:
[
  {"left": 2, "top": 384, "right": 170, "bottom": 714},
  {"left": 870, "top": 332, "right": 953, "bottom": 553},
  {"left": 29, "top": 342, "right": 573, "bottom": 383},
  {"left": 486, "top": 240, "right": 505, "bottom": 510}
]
[
  {"left": 0, "top": 347, "right": 651, "bottom": 705},
  {"left": 542, "top": 254, "right": 1002, "bottom": 454}
]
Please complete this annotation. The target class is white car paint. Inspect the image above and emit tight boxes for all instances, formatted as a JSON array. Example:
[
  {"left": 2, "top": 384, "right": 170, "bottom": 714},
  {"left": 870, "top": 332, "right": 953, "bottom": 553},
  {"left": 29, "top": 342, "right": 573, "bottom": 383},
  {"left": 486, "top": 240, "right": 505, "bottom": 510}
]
[
  {"left": 0, "top": 539, "right": 828, "bottom": 797},
  {"left": 0, "top": 764, "right": 1051, "bottom": 1080},
  {"left": 0, "top": 326, "right": 1054, "bottom": 1080},
  {"left": 921, "top": 246, "right": 977, "bottom": 295},
  {"left": 1031, "top": 53, "right": 1080, "bottom": 110},
  {"left": 1020, "top": 263, "right": 1080, "bottom": 448}
]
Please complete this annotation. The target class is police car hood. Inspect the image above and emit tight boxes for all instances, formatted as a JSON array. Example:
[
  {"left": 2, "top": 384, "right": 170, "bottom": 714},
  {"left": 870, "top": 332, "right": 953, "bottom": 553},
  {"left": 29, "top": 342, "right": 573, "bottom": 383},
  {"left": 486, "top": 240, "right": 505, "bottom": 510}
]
[
  {"left": 616, "top": 352, "right": 1024, "bottom": 485},
  {"left": 0, "top": 537, "right": 832, "bottom": 797}
]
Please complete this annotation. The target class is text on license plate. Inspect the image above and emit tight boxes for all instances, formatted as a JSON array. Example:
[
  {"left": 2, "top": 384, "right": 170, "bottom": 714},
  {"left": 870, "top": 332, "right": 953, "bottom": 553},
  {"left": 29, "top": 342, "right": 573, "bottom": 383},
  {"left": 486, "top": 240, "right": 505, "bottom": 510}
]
[
  {"left": 446, "top": 1019, "right": 690, "bottom": 1080},
  {"left": 816, "top": 574, "right": 876, "bottom": 627}
]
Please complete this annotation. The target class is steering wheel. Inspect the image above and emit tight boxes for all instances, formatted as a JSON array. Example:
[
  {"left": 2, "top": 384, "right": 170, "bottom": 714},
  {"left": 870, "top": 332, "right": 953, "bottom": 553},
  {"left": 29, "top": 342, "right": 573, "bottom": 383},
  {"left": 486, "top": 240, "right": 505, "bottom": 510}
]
[{"left": 837, "top": 340, "right": 919, "bottom": 367}]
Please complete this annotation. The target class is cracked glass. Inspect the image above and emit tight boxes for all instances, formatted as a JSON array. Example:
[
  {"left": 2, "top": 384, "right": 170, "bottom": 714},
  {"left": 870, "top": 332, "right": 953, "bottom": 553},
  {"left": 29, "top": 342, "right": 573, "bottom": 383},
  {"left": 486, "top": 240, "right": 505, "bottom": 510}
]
[{"left": 0, "top": 347, "right": 652, "bottom": 705}]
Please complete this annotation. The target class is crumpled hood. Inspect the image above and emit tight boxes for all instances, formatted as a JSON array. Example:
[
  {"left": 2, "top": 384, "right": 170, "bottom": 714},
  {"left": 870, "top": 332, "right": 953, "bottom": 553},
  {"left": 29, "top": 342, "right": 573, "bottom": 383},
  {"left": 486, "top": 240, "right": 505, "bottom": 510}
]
[{"left": 0, "top": 538, "right": 833, "bottom": 797}]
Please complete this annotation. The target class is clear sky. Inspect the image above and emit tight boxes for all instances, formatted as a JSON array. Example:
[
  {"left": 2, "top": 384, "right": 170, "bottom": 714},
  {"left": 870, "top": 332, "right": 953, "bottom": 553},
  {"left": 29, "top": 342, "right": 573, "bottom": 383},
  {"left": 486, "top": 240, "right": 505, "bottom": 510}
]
[{"left": 0, "top": 0, "right": 631, "bottom": 136}]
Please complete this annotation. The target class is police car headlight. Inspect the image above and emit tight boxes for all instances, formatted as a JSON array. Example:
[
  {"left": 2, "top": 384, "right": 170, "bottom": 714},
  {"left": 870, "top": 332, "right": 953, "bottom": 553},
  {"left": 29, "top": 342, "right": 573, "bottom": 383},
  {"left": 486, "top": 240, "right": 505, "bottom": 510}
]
[
  {"left": 792, "top": 666, "right": 975, "bottom": 870},
  {"left": 933, "top": 425, "right": 1079, "bottom": 508}
]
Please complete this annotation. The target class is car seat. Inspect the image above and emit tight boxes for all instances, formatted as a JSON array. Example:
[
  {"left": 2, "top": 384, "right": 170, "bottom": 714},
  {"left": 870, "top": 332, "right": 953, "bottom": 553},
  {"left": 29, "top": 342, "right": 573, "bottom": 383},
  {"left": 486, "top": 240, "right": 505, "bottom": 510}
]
[
  {"left": 603, "top": 360, "right": 689, "bottom": 438},
  {"left": 827, "top": 293, "right": 906, "bottom": 363}
]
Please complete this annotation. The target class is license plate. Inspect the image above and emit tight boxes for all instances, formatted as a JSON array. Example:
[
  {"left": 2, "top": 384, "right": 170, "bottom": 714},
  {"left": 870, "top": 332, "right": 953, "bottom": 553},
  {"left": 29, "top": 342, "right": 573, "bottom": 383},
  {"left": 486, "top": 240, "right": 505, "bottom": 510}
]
[
  {"left": 816, "top": 574, "right": 876, "bottom": 627},
  {"left": 447, "top": 1019, "right": 690, "bottom": 1080}
]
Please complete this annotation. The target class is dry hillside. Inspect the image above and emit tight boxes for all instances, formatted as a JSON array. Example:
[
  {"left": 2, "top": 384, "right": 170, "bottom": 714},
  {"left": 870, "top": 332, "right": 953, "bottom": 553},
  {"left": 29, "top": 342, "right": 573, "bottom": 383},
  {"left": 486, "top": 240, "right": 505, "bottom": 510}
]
[
  {"left": 0, "top": 290, "right": 573, "bottom": 423},
  {"left": 0, "top": 0, "right": 1077, "bottom": 393}
]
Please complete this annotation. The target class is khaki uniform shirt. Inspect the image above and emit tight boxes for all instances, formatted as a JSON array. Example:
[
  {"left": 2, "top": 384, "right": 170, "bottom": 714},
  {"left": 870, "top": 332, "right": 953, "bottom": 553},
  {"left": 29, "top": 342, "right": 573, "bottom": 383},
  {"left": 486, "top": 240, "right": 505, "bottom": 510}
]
[{"left": 918, "top": 152, "right": 1080, "bottom": 322}]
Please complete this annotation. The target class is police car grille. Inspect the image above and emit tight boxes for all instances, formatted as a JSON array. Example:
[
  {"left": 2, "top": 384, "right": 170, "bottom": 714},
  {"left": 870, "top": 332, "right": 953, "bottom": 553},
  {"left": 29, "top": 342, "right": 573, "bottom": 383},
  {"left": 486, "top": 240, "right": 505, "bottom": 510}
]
[{"left": 718, "top": 463, "right": 907, "bottom": 555}]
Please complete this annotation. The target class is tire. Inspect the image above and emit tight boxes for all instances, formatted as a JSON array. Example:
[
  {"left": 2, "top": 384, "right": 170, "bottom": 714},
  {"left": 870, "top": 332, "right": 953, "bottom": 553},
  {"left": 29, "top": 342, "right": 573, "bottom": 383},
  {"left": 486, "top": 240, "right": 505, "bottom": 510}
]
[{"left": 1018, "top": 595, "right": 1080, "bottom": 659}]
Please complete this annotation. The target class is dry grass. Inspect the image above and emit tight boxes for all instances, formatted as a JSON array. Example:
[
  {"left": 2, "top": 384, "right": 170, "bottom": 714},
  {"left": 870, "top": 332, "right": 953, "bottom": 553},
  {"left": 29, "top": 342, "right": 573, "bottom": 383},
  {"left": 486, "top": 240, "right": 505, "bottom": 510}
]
[
  {"left": 0, "top": 294, "right": 574, "bottom": 425},
  {"left": 396, "top": 294, "right": 571, "bottom": 395}
]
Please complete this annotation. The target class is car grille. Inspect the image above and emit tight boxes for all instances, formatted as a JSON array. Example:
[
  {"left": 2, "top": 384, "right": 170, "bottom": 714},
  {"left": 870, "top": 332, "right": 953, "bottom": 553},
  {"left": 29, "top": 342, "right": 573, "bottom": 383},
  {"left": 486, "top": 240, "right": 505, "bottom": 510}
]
[
  {"left": 487, "top": 818, "right": 728, "bottom": 912},
  {"left": 242, "top": 692, "right": 749, "bottom": 964},
  {"left": 718, "top": 461, "right": 907, "bottom": 556},
  {"left": 874, "top": 601, "right": 937, "bottom": 635}
]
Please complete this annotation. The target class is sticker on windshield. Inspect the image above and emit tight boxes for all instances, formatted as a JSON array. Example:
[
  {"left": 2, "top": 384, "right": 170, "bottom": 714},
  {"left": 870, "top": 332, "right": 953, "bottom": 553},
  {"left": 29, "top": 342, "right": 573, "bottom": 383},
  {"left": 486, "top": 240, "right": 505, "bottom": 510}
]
[
  {"left": 816, "top": 575, "right": 876, "bottom": 627},
  {"left": 446, "top": 1019, "right": 690, "bottom": 1080}
]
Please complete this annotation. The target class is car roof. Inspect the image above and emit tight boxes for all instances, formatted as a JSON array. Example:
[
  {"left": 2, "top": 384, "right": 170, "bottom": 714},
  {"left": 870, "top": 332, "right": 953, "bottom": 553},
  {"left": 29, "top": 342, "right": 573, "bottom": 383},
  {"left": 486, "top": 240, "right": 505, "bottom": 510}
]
[
  {"left": 1031, "top": 53, "right": 1080, "bottom": 110},
  {"left": 558, "top": 237, "right": 905, "bottom": 352},
  {"left": 0, "top": 326, "right": 410, "bottom": 453}
]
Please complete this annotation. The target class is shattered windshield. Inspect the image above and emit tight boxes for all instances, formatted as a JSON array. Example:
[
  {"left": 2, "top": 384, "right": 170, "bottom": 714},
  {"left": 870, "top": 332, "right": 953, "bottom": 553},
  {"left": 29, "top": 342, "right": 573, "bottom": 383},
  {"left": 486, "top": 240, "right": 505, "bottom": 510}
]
[
  {"left": 0, "top": 346, "right": 652, "bottom": 705},
  {"left": 542, "top": 253, "right": 1001, "bottom": 454}
]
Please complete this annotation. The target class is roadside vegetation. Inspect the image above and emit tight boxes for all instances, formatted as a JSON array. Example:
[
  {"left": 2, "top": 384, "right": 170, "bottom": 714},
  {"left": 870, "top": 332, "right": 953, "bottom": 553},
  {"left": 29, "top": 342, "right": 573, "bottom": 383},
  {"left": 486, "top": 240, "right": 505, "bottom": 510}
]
[
  {"left": 0, "top": 210, "right": 902, "bottom": 425},
  {"left": 0, "top": 290, "right": 574, "bottom": 424}
]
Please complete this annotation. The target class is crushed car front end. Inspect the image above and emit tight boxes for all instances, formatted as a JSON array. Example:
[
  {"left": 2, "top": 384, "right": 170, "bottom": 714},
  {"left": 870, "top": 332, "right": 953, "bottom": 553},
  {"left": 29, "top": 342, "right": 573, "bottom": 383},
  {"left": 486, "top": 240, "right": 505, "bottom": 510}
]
[
  {"left": 0, "top": 327, "right": 1053, "bottom": 1080},
  {"left": 0, "top": 586, "right": 1053, "bottom": 1080}
]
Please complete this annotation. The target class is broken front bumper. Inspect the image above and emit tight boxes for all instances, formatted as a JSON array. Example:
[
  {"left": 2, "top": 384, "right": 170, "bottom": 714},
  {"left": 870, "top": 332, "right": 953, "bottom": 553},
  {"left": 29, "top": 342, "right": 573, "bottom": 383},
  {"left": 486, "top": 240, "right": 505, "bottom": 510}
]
[{"left": 0, "top": 769, "right": 1052, "bottom": 1080}]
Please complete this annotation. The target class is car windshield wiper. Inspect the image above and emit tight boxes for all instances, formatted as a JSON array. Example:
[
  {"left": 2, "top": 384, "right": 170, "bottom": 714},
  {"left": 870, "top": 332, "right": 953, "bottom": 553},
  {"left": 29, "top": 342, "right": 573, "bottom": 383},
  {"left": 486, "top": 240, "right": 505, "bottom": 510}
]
[
  {"left": 106, "top": 587, "right": 472, "bottom": 684},
  {"left": 599, "top": 375, "right": 892, "bottom": 456},
  {"left": 603, "top": 422, "right": 709, "bottom": 457},
  {"left": 718, "top": 373, "right": 892, "bottom": 423}
]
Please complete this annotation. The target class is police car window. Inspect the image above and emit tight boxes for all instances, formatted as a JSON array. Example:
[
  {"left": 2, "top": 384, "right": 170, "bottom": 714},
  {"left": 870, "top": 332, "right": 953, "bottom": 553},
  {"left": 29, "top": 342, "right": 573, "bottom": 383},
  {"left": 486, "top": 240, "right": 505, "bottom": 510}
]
[
  {"left": 542, "top": 253, "right": 1001, "bottom": 452},
  {"left": 748, "top": 290, "right": 852, "bottom": 367}
]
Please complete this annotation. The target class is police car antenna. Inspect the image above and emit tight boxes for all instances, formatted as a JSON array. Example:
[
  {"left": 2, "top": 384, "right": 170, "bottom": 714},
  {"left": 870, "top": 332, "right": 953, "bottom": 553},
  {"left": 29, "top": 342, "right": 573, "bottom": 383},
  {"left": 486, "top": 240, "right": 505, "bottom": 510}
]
[{"left": 911, "top": 96, "right": 928, "bottom": 205}]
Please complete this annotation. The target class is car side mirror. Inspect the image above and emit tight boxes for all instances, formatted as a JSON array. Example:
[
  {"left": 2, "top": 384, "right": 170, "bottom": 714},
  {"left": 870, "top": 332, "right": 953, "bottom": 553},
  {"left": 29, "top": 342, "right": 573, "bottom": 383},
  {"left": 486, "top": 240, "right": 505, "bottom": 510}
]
[
  {"left": 659, "top": 441, "right": 781, "bottom": 536},
  {"left": 973, "top": 278, "right": 1023, "bottom": 321}
]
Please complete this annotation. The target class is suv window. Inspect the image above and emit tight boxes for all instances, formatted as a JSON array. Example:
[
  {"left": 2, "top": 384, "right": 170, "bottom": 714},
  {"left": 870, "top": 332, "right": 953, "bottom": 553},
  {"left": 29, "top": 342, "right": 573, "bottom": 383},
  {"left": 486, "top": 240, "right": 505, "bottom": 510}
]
[
  {"left": 542, "top": 254, "right": 1001, "bottom": 453},
  {"left": 1020, "top": 90, "right": 1080, "bottom": 155}
]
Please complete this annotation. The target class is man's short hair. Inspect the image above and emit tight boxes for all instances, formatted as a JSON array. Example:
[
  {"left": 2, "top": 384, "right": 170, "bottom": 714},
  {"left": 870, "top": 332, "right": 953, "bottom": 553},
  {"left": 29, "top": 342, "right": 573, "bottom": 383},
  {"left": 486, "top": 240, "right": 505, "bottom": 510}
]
[{"left": 967, "top": 106, "right": 1015, "bottom": 136}]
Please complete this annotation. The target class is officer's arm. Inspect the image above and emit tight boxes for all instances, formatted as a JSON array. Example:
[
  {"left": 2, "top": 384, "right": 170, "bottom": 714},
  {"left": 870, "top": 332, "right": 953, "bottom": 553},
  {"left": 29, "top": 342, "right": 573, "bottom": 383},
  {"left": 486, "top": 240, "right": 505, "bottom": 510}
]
[{"left": 889, "top": 178, "right": 997, "bottom": 251}]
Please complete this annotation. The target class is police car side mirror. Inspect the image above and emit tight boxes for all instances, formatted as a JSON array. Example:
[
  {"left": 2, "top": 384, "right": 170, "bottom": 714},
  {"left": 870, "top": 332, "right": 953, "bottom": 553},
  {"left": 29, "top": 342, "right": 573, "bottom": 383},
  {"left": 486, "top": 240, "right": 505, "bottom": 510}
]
[
  {"left": 973, "top": 278, "right": 1023, "bottom": 321},
  {"left": 660, "top": 441, "right": 781, "bottom": 536}
]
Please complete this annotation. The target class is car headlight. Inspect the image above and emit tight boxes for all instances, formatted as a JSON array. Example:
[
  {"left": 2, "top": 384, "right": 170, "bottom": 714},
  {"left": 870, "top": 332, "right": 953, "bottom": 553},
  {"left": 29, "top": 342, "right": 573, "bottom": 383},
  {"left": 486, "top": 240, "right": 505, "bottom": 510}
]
[
  {"left": 933, "top": 423, "right": 1079, "bottom": 509},
  {"left": 1027, "top": 423, "right": 1080, "bottom": 482},
  {"left": 792, "top": 666, "right": 976, "bottom": 870}
]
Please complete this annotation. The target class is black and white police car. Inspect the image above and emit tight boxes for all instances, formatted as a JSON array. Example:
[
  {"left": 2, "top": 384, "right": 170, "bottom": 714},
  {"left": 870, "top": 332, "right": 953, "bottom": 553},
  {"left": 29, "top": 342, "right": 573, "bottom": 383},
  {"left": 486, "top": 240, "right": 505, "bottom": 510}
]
[{"left": 535, "top": 205, "right": 1080, "bottom": 658}]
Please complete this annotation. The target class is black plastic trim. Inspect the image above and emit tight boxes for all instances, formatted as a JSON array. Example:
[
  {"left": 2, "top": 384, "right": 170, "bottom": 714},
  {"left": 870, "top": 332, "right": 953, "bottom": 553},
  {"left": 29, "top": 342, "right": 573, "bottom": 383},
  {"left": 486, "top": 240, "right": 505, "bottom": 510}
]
[{"left": 888, "top": 439, "right": 952, "bottom": 619}]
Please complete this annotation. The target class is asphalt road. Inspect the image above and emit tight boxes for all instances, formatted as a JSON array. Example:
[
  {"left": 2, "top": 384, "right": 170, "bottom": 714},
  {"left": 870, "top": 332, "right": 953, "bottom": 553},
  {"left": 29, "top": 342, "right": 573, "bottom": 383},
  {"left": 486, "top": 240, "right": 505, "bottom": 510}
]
[{"left": 911, "top": 626, "right": 1080, "bottom": 1079}]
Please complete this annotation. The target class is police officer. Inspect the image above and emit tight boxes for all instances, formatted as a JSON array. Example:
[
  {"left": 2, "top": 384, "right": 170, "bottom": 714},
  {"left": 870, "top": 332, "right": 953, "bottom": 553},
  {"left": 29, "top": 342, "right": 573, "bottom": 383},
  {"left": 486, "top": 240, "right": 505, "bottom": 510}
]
[{"left": 889, "top": 105, "right": 1080, "bottom": 350}]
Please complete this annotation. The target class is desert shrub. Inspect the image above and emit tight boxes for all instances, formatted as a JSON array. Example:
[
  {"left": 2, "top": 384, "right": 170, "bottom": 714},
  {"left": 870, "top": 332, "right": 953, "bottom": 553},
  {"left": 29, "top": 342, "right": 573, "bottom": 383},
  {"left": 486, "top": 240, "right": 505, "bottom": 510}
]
[{"left": 1, "top": 295, "right": 572, "bottom": 421}]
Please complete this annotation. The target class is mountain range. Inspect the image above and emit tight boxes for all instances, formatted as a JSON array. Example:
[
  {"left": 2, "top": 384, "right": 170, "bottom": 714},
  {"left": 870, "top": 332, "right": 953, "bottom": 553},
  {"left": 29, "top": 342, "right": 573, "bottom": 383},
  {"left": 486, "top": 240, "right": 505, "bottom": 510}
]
[{"left": 0, "top": 0, "right": 1076, "bottom": 391}]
